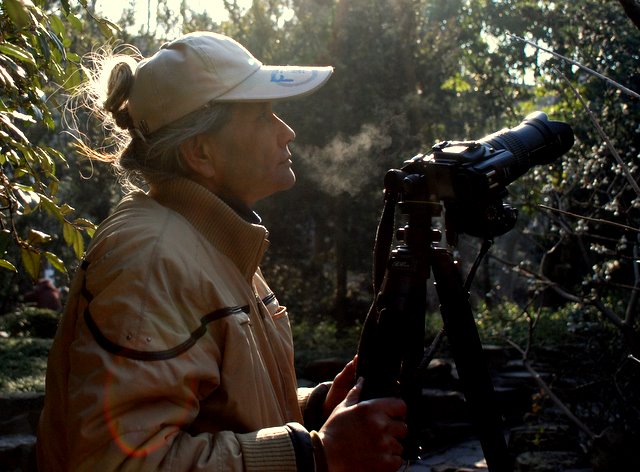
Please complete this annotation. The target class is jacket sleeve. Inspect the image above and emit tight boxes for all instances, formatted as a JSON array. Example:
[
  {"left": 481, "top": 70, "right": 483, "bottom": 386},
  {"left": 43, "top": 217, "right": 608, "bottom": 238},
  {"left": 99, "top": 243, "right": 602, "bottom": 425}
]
[{"left": 298, "top": 382, "right": 332, "bottom": 432}]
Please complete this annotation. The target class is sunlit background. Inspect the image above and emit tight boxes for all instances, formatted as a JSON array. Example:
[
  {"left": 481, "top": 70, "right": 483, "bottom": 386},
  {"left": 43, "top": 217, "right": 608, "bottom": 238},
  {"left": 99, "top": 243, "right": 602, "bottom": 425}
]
[{"left": 93, "top": 0, "right": 293, "bottom": 36}]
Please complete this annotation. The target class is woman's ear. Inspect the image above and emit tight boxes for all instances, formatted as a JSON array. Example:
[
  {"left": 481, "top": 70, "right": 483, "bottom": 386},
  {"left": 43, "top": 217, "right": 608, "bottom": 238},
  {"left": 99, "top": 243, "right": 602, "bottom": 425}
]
[{"left": 180, "top": 134, "right": 216, "bottom": 179}]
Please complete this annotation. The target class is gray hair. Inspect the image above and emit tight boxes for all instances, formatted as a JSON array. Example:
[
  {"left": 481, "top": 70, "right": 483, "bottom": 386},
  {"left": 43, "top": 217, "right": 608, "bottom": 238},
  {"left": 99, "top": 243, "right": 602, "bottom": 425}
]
[
  {"left": 118, "top": 100, "right": 233, "bottom": 187},
  {"left": 70, "top": 47, "right": 232, "bottom": 190}
]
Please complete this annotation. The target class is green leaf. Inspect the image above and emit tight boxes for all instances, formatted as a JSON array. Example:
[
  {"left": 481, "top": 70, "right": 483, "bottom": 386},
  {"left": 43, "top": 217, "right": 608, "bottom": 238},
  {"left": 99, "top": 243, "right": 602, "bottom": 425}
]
[
  {"left": 71, "top": 228, "right": 84, "bottom": 259},
  {"left": 43, "top": 27, "right": 66, "bottom": 60},
  {"left": 96, "top": 18, "right": 121, "bottom": 38},
  {"left": 39, "top": 196, "right": 64, "bottom": 222},
  {"left": 26, "top": 229, "right": 52, "bottom": 245},
  {"left": 0, "top": 113, "right": 30, "bottom": 143},
  {"left": 11, "top": 110, "right": 36, "bottom": 124},
  {"left": 66, "top": 12, "right": 83, "bottom": 32},
  {"left": 20, "top": 246, "right": 41, "bottom": 281},
  {"left": 62, "top": 62, "right": 84, "bottom": 89},
  {"left": 3, "top": 0, "right": 32, "bottom": 29},
  {"left": 13, "top": 184, "right": 40, "bottom": 210},
  {"left": 14, "top": 185, "right": 41, "bottom": 213},
  {"left": 441, "top": 73, "right": 472, "bottom": 93},
  {"left": 0, "top": 43, "right": 37, "bottom": 67},
  {"left": 73, "top": 218, "right": 97, "bottom": 238},
  {"left": 44, "top": 146, "right": 67, "bottom": 165},
  {"left": 0, "top": 259, "right": 17, "bottom": 272},
  {"left": 44, "top": 251, "right": 66, "bottom": 274},
  {"left": 0, "top": 65, "right": 16, "bottom": 88},
  {"left": 63, "top": 221, "right": 84, "bottom": 259},
  {"left": 49, "top": 14, "right": 66, "bottom": 37},
  {"left": 48, "top": 179, "right": 59, "bottom": 196},
  {"left": 62, "top": 220, "right": 74, "bottom": 246},
  {"left": 33, "top": 146, "right": 55, "bottom": 174},
  {"left": 61, "top": 0, "right": 71, "bottom": 15},
  {"left": 59, "top": 203, "right": 75, "bottom": 216},
  {"left": 74, "top": 217, "right": 96, "bottom": 229}
]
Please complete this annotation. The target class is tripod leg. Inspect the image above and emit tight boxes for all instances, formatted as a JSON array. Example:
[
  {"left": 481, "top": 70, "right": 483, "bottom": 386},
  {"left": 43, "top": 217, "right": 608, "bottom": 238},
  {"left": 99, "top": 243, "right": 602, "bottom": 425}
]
[
  {"left": 431, "top": 248, "right": 512, "bottom": 472},
  {"left": 356, "top": 245, "right": 428, "bottom": 461}
]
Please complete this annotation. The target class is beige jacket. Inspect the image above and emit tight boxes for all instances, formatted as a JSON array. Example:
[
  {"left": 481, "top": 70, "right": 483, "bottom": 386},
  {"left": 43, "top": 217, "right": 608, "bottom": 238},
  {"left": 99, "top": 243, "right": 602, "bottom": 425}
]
[{"left": 37, "top": 178, "right": 323, "bottom": 471}]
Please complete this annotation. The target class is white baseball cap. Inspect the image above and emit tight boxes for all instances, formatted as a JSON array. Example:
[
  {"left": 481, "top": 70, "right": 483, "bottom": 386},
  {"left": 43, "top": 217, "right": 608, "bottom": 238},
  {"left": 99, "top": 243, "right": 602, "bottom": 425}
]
[{"left": 127, "top": 32, "right": 334, "bottom": 134}]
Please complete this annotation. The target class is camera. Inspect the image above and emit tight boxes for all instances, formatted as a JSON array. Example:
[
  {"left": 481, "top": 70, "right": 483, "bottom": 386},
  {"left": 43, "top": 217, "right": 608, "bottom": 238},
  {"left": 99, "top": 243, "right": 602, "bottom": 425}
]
[
  {"left": 386, "top": 111, "right": 574, "bottom": 241},
  {"left": 358, "top": 112, "right": 575, "bottom": 466}
]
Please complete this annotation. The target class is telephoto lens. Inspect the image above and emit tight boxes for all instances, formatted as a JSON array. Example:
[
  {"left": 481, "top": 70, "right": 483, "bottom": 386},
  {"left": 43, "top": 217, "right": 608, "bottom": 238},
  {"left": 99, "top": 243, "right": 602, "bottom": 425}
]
[{"left": 474, "top": 111, "right": 575, "bottom": 187}]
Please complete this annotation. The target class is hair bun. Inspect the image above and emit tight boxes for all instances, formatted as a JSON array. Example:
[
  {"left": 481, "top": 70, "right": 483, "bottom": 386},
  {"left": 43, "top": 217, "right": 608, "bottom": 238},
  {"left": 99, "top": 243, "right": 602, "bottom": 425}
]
[{"left": 103, "top": 61, "right": 135, "bottom": 130}]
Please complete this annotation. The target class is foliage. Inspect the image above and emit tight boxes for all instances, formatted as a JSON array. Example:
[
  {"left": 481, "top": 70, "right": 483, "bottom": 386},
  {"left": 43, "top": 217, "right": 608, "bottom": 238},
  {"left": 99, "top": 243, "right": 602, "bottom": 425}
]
[
  {"left": 291, "top": 318, "right": 361, "bottom": 376},
  {"left": 480, "top": 1, "right": 640, "bottom": 360},
  {"left": 474, "top": 300, "right": 600, "bottom": 346},
  {"left": 0, "top": 0, "right": 116, "bottom": 286},
  {"left": 0, "top": 305, "right": 60, "bottom": 338},
  {"left": 0, "top": 337, "right": 51, "bottom": 392}
]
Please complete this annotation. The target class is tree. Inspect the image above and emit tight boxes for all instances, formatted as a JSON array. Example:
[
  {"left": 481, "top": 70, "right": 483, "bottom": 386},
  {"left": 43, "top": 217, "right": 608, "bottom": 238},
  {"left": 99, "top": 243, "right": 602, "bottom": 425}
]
[
  {"left": 0, "top": 0, "right": 119, "bottom": 306},
  {"left": 455, "top": 0, "right": 640, "bottom": 447},
  {"left": 489, "top": 0, "right": 639, "bottom": 355}
]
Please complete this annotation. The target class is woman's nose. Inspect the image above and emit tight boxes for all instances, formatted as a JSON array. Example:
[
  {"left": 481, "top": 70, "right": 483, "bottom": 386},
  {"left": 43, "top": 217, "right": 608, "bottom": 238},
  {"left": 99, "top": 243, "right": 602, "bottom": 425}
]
[{"left": 276, "top": 115, "right": 296, "bottom": 146}]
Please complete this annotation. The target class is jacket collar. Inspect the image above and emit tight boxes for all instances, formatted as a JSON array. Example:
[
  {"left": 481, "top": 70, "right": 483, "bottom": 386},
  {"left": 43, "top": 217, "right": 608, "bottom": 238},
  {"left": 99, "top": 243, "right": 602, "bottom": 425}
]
[{"left": 149, "top": 177, "right": 269, "bottom": 280}]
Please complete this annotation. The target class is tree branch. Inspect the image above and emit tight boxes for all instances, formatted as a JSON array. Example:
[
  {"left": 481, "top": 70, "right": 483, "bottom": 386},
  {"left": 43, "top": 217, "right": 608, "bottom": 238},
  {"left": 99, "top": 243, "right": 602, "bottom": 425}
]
[
  {"left": 538, "top": 205, "right": 640, "bottom": 235},
  {"left": 508, "top": 34, "right": 640, "bottom": 100},
  {"left": 551, "top": 65, "right": 640, "bottom": 197},
  {"left": 626, "top": 235, "right": 640, "bottom": 325},
  {"left": 505, "top": 338, "right": 596, "bottom": 439}
]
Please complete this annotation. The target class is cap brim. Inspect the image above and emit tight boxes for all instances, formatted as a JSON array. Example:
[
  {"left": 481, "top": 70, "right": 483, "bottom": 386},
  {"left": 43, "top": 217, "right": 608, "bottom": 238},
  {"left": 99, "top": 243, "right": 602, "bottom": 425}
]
[{"left": 216, "top": 65, "right": 334, "bottom": 101}]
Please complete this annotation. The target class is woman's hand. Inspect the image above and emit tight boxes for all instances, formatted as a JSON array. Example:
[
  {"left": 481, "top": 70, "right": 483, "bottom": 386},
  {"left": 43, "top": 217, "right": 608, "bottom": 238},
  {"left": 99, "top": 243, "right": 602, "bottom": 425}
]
[
  {"left": 323, "top": 356, "right": 358, "bottom": 418},
  {"left": 319, "top": 377, "right": 408, "bottom": 472}
]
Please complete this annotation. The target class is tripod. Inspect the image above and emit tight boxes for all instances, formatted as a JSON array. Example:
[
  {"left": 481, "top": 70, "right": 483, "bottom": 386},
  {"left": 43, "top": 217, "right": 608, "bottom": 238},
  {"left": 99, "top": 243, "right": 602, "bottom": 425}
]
[{"left": 356, "top": 171, "right": 513, "bottom": 472}]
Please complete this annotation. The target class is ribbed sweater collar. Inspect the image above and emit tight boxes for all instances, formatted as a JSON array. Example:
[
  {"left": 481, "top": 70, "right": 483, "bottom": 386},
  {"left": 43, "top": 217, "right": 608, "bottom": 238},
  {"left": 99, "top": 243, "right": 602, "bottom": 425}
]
[{"left": 149, "top": 178, "right": 269, "bottom": 280}]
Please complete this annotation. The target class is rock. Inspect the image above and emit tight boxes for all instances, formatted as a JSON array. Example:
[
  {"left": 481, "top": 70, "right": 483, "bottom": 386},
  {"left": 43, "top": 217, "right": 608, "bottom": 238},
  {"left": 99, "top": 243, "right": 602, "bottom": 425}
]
[
  {"left": 590, "top": 426, "right": 640, "bottom": 471},
  {"left": 515, "top": 451, "right": 585, "bottom": 472},
  {"left": 420, "top": 388, "right": 468, "bottom": 423},
  {"left": 0, "top": 393, "right": 43, "bottom": 472},
  {"left": 0, "top": 434, "right": 37, "bottom": 472},
  {"left": 0, "top": 393, "right": 44, "bottom": 424},
  {"left": 419, "top": 358, "right": 458, "bottom": 389},
  {"left": 508, "top": 423, "right": 577, "bottom": 454}
]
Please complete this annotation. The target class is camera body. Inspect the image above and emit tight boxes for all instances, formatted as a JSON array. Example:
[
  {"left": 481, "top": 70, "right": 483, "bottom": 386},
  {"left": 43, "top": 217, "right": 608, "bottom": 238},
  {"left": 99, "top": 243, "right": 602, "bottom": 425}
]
[{"left": 388, "top": 111, "right": 574, "bottom": 241}]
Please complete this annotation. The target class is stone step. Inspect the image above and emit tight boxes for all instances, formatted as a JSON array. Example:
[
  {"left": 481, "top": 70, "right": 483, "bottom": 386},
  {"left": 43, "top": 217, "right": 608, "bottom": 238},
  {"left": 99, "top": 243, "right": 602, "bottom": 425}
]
[
  {"left": 0, "top": 393, "right": 44, "bottom": 424},
  {"left": 0, "top": 393, "right": 42, "bottom": 472},
  {"left": 0, "top": 433, "right": 37, "bottom": 472}
]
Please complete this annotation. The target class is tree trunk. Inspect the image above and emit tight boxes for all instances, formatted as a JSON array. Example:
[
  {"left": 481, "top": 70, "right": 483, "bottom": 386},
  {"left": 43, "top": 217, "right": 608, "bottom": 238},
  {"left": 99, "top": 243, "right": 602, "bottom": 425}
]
[
  {"left": 618, "top": 0, "right": 640, "bottom": 29},
  {"left": 334, "top": 197, "right": 348, "bottom": 323}
]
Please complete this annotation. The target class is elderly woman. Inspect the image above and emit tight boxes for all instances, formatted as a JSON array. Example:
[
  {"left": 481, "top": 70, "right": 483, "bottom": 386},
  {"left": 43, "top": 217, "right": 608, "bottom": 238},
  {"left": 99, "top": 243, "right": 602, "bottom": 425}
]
[{"left": 37, "top": 32, "right": 407, "bottom": 471}]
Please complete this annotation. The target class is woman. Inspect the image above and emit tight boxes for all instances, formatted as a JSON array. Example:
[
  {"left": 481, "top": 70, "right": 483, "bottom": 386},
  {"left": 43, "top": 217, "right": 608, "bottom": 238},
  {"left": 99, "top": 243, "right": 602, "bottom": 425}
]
[{"left": 37, "top": 31, "right": 407, "bottom": 471}]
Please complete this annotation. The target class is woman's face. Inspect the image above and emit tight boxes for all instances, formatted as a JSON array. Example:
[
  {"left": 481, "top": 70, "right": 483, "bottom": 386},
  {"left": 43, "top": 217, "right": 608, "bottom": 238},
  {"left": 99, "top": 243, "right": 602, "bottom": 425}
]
[{"left": 201, "top": 102, "right": 297, "bottom": 207}]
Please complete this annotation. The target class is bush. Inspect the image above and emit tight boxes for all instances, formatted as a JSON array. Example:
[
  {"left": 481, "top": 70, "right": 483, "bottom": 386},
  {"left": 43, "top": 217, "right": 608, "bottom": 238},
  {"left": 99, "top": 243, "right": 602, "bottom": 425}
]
[
  {"left": 0, "top": 305, "right": 61, "bottom": 338},
  {"left": 0, "top": 337, "right": 52, "bottom": 393},
  {"left": 473, "top": 301, "right": 599, "bottom": 347},
  {"left": 292, "top": 318, "right": 361, "bottom": 377}
]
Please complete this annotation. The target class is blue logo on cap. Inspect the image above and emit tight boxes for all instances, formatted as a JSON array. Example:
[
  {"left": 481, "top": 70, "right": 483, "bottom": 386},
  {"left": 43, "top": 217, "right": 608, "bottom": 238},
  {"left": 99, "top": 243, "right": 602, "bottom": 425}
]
[
  {"left": 270, "top": 70, "right": 318, "bottom": 87},
  {"left": 271, "top": 71, "right": 295, "bottom": 83}
]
